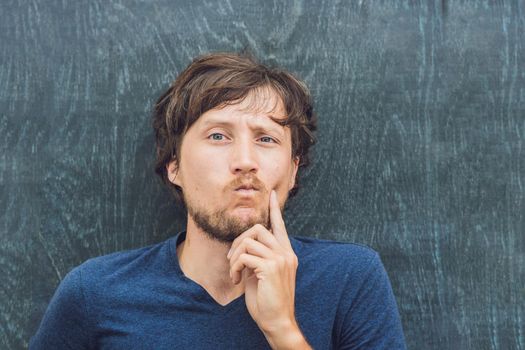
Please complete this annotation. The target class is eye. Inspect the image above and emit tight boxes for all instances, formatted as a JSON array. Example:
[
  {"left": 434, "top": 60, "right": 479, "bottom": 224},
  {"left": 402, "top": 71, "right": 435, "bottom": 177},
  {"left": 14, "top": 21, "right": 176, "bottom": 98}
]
[
  {"left": 208, "top": 133, "right": 226, "bottom": 141},
  {"left": 259, "top": 136, "right": 276, "bottom": 143}
]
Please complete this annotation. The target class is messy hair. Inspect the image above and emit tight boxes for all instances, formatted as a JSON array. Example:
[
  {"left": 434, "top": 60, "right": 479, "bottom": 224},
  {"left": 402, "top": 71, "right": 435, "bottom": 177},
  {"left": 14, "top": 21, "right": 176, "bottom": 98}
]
[{"left": 152, "top": 52, "right": 317, "bottom": 209}]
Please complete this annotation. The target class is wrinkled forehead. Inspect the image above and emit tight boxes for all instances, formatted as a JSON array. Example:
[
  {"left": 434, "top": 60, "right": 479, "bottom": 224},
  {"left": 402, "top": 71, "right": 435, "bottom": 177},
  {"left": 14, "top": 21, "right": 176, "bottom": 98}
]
[{"left": 221, "top": 85, "right": 286, "bottom": 120}]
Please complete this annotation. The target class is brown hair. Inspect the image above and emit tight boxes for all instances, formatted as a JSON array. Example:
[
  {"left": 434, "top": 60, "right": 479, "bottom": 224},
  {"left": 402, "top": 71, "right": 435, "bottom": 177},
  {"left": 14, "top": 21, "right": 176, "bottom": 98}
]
[{"left": 152, "top": 52, "right": 317, "bottom": 209}]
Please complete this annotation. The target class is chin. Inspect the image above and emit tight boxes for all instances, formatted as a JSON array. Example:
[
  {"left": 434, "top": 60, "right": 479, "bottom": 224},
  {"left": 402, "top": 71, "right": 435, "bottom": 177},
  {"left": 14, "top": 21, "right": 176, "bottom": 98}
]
[
  {"left": 232, "top": 207, "right": 258, "bottom": 218},
  {"left": 229, "top": 209, "right": 266, "bottom": 227}
]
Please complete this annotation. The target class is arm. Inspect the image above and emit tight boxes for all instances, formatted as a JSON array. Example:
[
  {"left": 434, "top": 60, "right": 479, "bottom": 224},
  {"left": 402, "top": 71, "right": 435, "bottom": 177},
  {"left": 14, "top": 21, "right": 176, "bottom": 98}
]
[
  {"left": 29, "top": 266, "right": 93, "bottom": 349},
  {"left": 262, "top": 318, "right": 313, "bottom": 350}
]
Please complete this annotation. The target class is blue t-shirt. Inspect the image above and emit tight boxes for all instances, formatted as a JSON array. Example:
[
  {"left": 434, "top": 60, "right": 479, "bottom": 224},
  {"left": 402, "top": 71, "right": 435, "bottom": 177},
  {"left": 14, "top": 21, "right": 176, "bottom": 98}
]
[{"left": 30, "top": 231, "right": 406, "bottom": 349}]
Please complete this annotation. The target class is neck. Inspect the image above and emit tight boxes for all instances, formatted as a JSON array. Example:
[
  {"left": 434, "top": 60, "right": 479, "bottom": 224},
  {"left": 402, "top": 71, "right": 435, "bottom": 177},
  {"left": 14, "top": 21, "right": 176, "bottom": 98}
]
[{"left": 176, "top": 217, "right": 245, "bottom": 304}]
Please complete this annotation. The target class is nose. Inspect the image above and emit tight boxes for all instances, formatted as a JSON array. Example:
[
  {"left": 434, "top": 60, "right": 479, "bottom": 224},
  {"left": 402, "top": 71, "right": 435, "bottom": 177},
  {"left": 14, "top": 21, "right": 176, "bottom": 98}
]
[{"left": 230, "top": 137, "right": 259, "bottom": 175}]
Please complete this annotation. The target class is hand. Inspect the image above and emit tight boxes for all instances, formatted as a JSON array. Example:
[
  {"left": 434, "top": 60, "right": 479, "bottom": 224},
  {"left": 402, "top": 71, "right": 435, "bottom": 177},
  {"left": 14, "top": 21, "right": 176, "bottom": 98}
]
[{"left": 227, "top": 190, "right": 299, "bottom": 335}]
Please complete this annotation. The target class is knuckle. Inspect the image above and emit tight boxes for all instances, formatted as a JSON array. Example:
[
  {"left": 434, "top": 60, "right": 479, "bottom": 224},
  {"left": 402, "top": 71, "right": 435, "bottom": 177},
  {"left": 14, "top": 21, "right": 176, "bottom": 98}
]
[
  {"left": 243, "top": 238, "right": 255, "bottom": 250},
  {"left": 269, "top": 259, "right": 280, "bottom": 270},
  {"left": 254, "top": 223, "right": 266, "bottom": 231},
  {"left": 276, "top": 255, "right": 286, "bottom": 265},
  {"left": 286, "top": 253, "right": 298, "bottom": 266}
]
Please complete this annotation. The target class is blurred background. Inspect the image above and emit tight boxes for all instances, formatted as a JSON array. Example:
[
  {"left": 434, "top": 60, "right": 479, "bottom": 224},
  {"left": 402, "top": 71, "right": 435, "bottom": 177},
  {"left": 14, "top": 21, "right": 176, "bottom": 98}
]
[{"left": 1, "top": 0, "right": 523, "bottom": 349}]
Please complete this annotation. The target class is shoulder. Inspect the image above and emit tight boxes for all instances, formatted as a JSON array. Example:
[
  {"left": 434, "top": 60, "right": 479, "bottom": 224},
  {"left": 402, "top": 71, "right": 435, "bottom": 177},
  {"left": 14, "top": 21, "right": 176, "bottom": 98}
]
[
  {"left": 74, "top": 238, "right": 172, "bottom": 288},
  {"left": 290, "top": 235, "right": 406, "bottom": 348},
  {"left": 290, "top": 234, "right": 386, "bottom": 297},
  {"left": 30, "top": 237, "right": 176, "bottom": 349},
  {"left": 290, "top": 234, "right": 380, "bottom": 272}
]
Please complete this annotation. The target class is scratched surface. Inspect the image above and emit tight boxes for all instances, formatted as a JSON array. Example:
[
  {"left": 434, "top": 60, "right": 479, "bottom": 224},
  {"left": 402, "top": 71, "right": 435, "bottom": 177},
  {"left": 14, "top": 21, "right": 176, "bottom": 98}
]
[{"left": 0, "top": 1, "right": 524, "bottom": 349}]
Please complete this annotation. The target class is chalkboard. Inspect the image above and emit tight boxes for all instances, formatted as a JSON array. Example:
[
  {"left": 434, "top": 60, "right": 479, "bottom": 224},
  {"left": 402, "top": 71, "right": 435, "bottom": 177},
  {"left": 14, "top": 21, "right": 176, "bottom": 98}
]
[{"left": 0, "top": 1, "right": 523, "bottom": 349}]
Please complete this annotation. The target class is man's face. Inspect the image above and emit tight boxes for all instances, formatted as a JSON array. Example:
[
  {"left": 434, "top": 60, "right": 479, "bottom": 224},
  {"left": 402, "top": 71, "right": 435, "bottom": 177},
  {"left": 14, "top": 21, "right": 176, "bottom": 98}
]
[{"left": 166, "top": 88, "right": 299, "bottom": 243}]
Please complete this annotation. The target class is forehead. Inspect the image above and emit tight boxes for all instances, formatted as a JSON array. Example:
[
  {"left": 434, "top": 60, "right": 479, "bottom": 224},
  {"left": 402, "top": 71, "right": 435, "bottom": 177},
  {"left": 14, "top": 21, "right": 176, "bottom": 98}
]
[
  {"left": 200, "top": 87, "right": 287, "bottom": 125},
  {"left": 232, "top": 86, "right": 285, "bottom": 116}
]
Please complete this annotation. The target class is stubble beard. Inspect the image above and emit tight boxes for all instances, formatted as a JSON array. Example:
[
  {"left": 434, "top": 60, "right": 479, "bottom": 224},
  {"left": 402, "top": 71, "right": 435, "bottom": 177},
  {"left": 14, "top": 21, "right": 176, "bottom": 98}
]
[{"left": 187, "top": 200, "right": 271, "bottom": 243}]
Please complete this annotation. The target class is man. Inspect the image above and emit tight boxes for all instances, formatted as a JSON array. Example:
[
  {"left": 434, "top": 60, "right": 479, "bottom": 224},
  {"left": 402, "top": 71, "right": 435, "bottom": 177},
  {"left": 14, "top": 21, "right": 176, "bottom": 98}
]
[{"left": 30, "top": 52, "right": 406, "bottom": 349}]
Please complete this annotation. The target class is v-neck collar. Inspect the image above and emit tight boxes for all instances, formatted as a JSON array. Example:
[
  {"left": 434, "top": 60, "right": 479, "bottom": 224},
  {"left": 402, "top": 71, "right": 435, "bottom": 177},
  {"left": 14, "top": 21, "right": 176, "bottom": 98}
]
[
  {"left": 168, "top": 230, "right": 301, "bottom": 312},
  {"left": 168, "top": 231, "right": 246, "bottom": 312}
]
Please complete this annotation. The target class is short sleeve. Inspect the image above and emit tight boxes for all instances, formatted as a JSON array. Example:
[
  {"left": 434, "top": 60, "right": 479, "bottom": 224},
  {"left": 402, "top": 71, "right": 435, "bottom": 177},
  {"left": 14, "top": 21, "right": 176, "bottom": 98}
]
[
  {"left": 29, "top": 266, "right": 94, "bottom": 349},
  {"left": 338, "top": 253, "right": 407, "bottom": 349}
]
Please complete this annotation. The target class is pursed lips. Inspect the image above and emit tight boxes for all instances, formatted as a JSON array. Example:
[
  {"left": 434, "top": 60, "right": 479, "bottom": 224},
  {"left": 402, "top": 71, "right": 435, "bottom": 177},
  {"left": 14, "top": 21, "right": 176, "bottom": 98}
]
[
  {"left": 234, "top": 184, "right": 259, "bottom": 194},
  {"left": 235, "top": 188, "right": 257, "bottom": 193}
]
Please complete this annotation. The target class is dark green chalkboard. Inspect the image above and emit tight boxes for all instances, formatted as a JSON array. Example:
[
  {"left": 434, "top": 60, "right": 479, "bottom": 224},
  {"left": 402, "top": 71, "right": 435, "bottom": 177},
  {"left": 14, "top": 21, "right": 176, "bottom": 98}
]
[{"left": 1, "top": 1, "right": 523, "bottom": 349}]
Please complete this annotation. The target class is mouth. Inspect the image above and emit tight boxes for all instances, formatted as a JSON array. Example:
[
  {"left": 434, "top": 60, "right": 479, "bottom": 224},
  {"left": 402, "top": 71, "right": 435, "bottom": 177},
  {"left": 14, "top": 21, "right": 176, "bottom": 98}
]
[
  {"left": 234, "top": 184, "right": 259, "bottom": 197},
  {"left": 235, "top": 184, "right": 259, "bottom": 191},
  {"left": 235, "top": 189, "right": 258, "bottom": 196}
]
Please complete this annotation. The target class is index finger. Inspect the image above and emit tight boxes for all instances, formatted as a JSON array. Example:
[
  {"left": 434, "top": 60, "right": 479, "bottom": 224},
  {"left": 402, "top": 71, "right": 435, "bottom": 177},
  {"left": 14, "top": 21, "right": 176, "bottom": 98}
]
[{"left": 269, "top": 190, "right": 291, "bottom": 248}]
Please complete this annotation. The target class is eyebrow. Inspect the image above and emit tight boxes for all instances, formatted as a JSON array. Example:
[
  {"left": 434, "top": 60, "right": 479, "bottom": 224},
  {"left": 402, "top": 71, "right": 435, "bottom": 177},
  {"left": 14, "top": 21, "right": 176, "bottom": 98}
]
[{"left": 201, "top": 118, "right": 285, "bottom": 137}]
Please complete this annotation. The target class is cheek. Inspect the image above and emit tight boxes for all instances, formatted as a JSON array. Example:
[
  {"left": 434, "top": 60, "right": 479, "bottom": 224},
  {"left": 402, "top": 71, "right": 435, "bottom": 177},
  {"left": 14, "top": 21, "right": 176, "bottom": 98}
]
[
  {"left": 181, "top": 148, "right": 222, "bottom": 188},
  {"left": 264, "top": 162, "right": 291, "bottom": 191}
]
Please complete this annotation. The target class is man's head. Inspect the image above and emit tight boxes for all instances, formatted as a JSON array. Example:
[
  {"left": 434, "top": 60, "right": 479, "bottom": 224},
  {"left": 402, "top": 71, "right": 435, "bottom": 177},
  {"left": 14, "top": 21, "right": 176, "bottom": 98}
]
[{"left": 153, "top": 52, "right": 317, "bottom": 242}]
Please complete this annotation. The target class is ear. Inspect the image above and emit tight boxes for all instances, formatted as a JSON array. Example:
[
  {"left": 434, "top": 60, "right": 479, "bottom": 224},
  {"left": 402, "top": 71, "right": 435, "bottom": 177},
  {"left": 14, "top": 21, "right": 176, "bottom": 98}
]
[
  {"left": 288, "top": 157, "right": 300, "bottom": 191},
  {"left": 166, "top": 159, "right": 182, "bottom": 187}
]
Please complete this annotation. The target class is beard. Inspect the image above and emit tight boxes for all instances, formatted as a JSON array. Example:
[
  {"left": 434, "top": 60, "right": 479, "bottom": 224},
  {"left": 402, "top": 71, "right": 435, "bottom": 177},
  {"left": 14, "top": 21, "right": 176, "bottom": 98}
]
[{"left": 188, "top": 201, "right": 270, "bottom": 243}]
